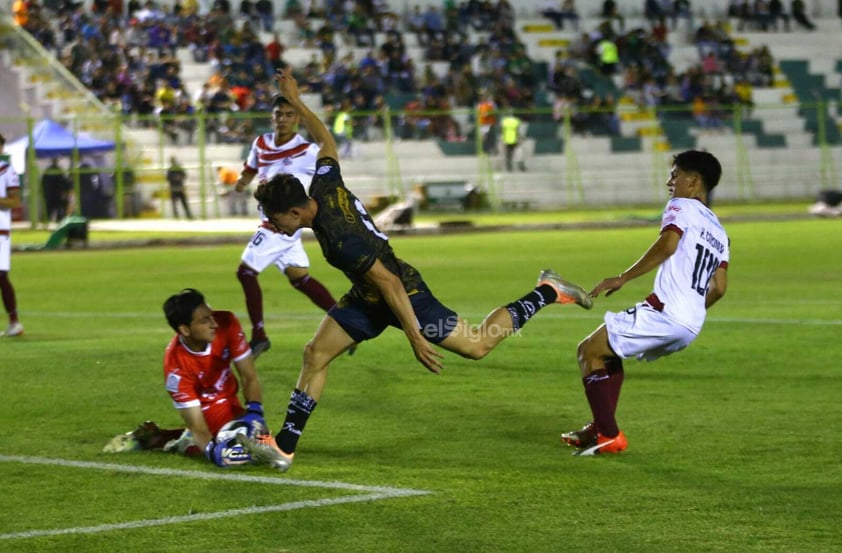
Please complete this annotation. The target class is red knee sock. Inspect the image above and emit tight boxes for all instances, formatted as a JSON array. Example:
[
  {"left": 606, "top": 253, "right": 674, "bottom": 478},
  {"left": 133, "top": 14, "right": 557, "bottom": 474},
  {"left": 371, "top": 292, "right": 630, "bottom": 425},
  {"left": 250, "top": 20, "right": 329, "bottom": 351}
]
[
  {"left": 0, "top": 272, "right": 17, "bottom": 323},
  {"left": 236, "top": 264, "right": 266, "bottom": 341},
  {"left": 290, "top": 275, "right": 336, "bottom": 312},
  {"left": 583, "top": 369, "right": 619, "bottom": 438}
]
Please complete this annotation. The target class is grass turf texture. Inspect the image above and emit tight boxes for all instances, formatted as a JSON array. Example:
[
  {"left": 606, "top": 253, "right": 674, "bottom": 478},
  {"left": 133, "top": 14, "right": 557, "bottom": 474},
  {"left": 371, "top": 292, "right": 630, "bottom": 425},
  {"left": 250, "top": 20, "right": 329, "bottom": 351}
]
[{"left": 1, "top": 218, "right": 839, "bottom": 552}]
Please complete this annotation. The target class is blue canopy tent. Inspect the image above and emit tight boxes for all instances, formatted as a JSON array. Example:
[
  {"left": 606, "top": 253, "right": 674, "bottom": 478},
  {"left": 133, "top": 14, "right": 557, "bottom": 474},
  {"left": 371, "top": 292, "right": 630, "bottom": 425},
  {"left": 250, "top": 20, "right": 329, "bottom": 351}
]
[
  {"left": 6, "top": 119, "right": 115, "bottom": 170},
  {"left": 6, "top": 119, "right": 117, "bottom": 223}
]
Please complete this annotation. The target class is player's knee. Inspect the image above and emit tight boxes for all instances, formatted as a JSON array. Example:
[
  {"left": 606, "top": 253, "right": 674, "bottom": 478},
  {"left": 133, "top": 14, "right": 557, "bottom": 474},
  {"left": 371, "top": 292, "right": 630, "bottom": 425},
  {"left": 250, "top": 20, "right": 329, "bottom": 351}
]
[
  {"left": 576, "top": 340, "right": 595, "bottom": 373},
  {"left": 456, "top": 341, "right": 492, "bottom": 361},
  {"left": 302, "top": 339, "right": 330, "bottom": 367},
  {"left": 237, "top": 263, "right": 257, "bottom": 282}
]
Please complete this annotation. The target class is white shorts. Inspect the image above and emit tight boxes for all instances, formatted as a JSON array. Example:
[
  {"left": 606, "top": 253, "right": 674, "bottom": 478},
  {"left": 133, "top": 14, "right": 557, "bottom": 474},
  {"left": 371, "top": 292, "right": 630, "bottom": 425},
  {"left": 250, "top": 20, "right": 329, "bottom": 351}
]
[
  {"left": 604, "top": 301, "right": 698, "bottom": 362},
  {"left": 0, "top": 234, "right": 10, "bottom": 272},
  {"left": 240, "top": 226, "right": 310, "bottom": 274}
]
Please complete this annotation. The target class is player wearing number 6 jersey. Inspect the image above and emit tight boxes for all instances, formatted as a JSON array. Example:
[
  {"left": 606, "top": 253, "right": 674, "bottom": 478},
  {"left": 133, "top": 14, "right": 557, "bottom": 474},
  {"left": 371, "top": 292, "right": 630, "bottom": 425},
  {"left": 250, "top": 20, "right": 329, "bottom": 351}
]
[
  {"left": 234, "top": 95, "right": 339, "bottom": 358},
  {"left": 562, "top": 150, "right": 729, "bottom": 456},
  {"left": 236, "top": 70, "right": 593, "bottom": 472}
]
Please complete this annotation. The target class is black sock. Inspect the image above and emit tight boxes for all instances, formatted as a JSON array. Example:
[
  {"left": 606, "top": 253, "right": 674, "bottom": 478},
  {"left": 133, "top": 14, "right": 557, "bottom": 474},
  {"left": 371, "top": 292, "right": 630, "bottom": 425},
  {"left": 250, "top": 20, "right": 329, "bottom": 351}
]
[
  {"left": 505, "top": 287, "right": 553, "bottom": 330},
  {"left": 275, "top": 388, "right": 318, "bottom": 454}
]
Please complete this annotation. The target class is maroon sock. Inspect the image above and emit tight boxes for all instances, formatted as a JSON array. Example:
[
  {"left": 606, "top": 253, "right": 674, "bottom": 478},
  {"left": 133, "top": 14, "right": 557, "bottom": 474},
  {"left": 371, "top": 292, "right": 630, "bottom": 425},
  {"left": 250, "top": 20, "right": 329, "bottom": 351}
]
[
  {"left": 583, "top": 369, "right": 619, "bottom": 438},
  {"left": 605, "top": 358, "right": 625, "bottom": 413},
  {"left": 236, "top": 263, "right": 266, "bottom": 341},
  {"left": 291, "top": 275, "right": 336, "bottom": 312},
  {"left": 0, "top": 272, "right": 17, "bottom": 322}
]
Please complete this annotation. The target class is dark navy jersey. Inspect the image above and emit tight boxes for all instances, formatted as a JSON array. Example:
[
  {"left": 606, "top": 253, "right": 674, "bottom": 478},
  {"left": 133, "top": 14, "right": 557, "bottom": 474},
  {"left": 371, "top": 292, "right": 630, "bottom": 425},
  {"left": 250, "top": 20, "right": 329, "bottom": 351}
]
[{"left": 310, "top": 157, "right": 424, "bottom": 304}]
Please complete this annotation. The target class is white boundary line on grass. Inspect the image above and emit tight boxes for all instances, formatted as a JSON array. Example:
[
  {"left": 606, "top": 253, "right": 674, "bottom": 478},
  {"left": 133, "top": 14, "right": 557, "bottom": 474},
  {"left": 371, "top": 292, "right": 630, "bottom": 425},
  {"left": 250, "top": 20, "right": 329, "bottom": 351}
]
[{"left": 0, "top": 455, "right": 431, "bottom": 541}]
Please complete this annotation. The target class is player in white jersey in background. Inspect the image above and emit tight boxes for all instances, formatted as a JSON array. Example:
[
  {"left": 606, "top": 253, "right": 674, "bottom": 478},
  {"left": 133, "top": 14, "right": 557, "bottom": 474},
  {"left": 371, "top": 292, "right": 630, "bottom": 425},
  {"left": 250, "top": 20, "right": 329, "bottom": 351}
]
[
  {"left": 562, "top": 150, "right": 729, "bottom": 455},
  {"left": 234, "top": 96, "right": 339, "bottom": 357},
  {"left": 0, "top": 133, "right": 24, "bottom": 337}
]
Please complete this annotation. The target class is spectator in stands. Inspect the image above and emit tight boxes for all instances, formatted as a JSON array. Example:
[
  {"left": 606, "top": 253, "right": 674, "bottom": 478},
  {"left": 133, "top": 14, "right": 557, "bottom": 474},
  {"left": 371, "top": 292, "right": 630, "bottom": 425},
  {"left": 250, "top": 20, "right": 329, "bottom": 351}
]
[
  {"left": 645, "top": 0, "right": 665, "bottom": 23},
  {"left": 734, "top": 77, "right": 754, "bottom": 117},
  {"left": 265, "top": 33, "right": 285, "bottom": 71},
  {"left": 672, "top": 0, "right": 694, "bottom": 32},
  {"left": 407, "top": 5, "right": 426, "bottom": 45},
  {"left": 422, "top": 5, "right": 446, "bottom": 45},
  {"left": 347, "top": 4, "right": 377, "bottom": 47},
  {"left": 476, "top": 90, "right": 498, "bottom": 153},
  {"left": 692, "top": 94, "right": 725, "bottom": 130},
  {"left": 541, "top": 0, "right": 580, "bottom": 31},
  {"left": 754, "top": 0, "right": 773, "bottom": 30},
  {"left": 768, "top": 0, "right": 790, "bottom": 30},
  {"left": 731, "top": 0, "right": 754, "bottom": 30},
  {"left": 790, "top": 0, "right": 815, "bottom": 30},
  {"left": 12, "top": 0, "right": 30, "bottom": 27},
  {"left": 255, "top": 0, "right": 273, "bottom": 32},
  {"left": 602, "top": 0, "right": 625, "bottom": 33}
]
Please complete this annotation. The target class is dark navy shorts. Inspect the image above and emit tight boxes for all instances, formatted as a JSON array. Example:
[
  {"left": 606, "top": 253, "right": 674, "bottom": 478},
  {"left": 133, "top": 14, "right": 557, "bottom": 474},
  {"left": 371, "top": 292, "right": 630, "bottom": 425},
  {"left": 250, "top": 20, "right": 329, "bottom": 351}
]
[{"left": 328, "top": 286, "right": 459, "bottom": 344}]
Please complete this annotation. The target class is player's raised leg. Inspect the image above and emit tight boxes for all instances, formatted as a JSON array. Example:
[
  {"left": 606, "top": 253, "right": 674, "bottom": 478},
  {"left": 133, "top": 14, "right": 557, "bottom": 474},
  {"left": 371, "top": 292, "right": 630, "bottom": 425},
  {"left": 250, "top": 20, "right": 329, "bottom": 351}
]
[{"left": 440, "top": 269, "right": 590, "bottom": 359}]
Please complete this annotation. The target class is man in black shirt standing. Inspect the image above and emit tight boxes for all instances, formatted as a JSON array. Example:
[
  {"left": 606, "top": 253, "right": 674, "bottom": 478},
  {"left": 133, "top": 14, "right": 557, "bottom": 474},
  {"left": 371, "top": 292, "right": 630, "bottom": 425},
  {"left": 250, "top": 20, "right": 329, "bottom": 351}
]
[{"left": 240, "top": 70, "right": 593, "bottom": 472}]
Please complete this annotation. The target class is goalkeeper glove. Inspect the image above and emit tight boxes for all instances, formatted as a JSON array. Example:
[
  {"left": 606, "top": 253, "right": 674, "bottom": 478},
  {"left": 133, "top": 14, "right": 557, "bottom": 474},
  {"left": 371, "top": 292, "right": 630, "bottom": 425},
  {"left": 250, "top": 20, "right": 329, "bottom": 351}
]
[
  {"left": 204, "top": 439, "right": 251, "bottom": 468},
  {"left": 240, "top": 401, "right": 267, "bottom": 437}
]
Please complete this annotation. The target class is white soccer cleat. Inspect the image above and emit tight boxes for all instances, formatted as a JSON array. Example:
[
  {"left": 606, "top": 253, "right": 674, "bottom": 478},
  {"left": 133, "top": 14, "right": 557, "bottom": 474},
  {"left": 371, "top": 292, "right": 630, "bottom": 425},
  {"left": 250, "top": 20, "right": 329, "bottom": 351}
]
[{"left": 2, "top": 322, "right": 24, "bottom": 337}]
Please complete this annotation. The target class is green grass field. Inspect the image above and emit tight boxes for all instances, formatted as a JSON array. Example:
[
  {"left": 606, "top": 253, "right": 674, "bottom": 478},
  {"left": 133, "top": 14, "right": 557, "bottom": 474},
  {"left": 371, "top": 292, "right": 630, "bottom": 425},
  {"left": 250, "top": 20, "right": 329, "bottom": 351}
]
[{"left": 1, "top": 218, "right": 840, "bottom": 552}]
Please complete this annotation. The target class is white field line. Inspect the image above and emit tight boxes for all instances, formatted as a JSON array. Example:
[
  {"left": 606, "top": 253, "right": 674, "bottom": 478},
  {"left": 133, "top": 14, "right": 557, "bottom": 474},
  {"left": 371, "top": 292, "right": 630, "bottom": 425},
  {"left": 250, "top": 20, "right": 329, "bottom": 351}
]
[{"left": 0, "top": 455, "right": 430, "bottom": 541}]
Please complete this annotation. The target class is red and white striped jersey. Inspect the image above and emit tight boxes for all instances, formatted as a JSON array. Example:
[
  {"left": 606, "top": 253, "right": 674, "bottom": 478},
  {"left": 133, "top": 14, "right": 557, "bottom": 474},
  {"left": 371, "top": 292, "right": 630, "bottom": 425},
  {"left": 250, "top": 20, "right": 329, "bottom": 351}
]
[{"left": 243, "top": 132, "right": 319, "bottom": 188}]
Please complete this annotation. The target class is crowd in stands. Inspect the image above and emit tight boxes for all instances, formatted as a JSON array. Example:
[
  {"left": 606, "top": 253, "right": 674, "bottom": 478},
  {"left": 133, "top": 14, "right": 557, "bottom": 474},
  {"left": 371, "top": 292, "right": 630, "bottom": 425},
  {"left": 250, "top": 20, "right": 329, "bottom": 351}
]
[{"left": 8, "top": 0, "right": 831, "bottom": 147}]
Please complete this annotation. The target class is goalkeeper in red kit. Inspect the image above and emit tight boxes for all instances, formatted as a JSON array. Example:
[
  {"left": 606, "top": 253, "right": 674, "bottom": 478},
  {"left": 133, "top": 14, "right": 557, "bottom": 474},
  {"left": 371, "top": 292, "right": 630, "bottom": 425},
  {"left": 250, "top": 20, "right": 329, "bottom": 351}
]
[{"left": 103, "top": 289, "right": 270, "bottom": 468}]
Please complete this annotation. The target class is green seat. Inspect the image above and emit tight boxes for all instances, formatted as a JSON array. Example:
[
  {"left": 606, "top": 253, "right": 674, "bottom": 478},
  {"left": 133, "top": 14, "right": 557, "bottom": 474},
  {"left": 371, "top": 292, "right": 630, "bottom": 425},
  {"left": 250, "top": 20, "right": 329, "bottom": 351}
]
[
  {"left": 436, "top": 140, "right": 478, "bottom": 156},
  {"left": 611, "top": 136, "right": 642, "bottom": 152},
  {"left": 533, "top": 137, "right": 563, "bottom": 154},
  {"left": 525, "top": 120, "right": 559, "bottom": 140},
  {"left": 755, "top": 133, "right": 786, "bottom": 148}
]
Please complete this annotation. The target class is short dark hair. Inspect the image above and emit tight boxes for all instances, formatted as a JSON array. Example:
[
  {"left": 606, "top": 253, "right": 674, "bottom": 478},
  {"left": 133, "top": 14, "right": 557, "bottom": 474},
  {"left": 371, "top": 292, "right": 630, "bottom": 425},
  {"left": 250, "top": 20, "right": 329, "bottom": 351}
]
[
  {"left": 163, "top": 288, "right": 205, "bottom": 332},
  {"left": 272, "top": 95, "right": 291, "bottom": 108},
  {"left": 254, "top": 174, "right": 309, "bottom": 215},
  {"left": 0, "top": 133, "right": 5, "bottom": 146},
  {"left": 673, "top": 150, "right": 722, "bottom": 193}
]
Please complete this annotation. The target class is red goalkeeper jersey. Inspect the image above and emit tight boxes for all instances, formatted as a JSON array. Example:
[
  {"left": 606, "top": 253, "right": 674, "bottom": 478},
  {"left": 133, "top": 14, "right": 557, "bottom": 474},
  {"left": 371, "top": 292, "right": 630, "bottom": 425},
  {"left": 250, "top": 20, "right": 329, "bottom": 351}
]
[{"left": 163, "top": 311, "right": 251, "bottom": 435}]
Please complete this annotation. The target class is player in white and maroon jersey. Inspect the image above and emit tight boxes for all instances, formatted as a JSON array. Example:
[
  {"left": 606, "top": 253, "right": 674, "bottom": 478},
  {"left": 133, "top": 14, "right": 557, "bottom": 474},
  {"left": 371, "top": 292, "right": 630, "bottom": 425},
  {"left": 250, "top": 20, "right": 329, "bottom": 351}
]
[
  {"left": 233, "top": 95, "right": 339, "bottom": 358},
  {"left": 563, "top": 150, "right": 730, "bottom": 456},
  {"left": 0, "top": 133, "right": 23, "bottom": 338}
]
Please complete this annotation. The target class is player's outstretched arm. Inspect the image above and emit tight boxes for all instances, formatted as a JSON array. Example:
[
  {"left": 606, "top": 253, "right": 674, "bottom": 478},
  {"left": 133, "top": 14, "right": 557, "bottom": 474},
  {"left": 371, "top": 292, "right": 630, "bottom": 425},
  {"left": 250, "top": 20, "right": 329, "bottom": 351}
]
[
  {"left": 590, "top": 230, "right": 679, "bottom": 297},
  {"left": 274, "top": 69, "right": 338, "bottom": 162}
]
